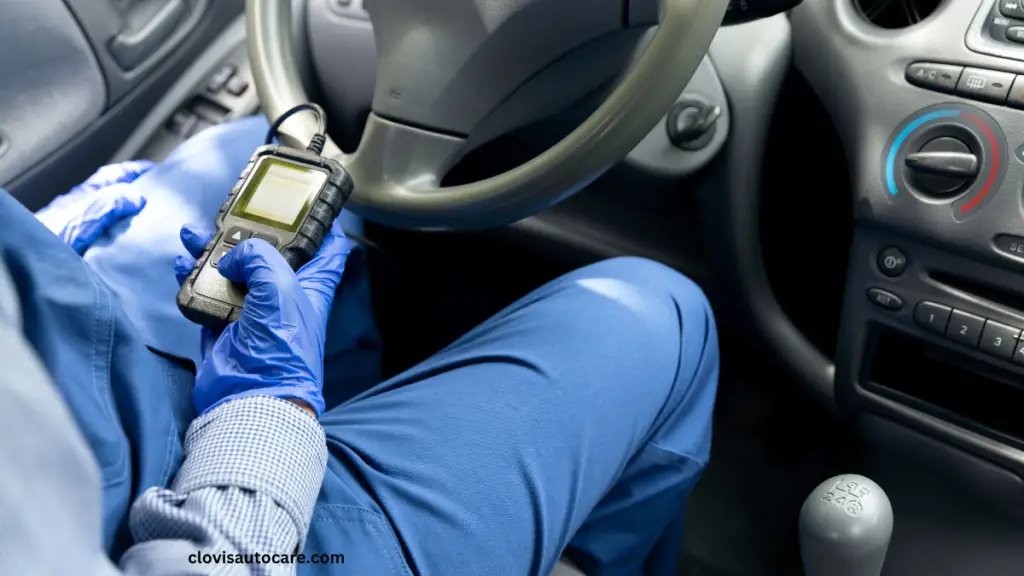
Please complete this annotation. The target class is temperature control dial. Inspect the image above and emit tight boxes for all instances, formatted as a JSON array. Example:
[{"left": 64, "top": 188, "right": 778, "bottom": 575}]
[
  {"left": 904, "top": 136, "right": 978, "bottom": 196},
  {"left": 882, "top": 103, "right": 1006, "bottom": 221}
]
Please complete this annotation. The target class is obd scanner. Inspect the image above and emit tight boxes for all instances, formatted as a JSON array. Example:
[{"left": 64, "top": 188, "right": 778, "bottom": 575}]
[{"left": 177, "top": 104, "right": 353, "bottom": 329}]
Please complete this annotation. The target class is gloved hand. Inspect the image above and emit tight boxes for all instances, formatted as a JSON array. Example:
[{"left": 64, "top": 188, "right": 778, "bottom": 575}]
[
  {"left": 173, "top": 221, "right": 350, "bottom": 416},
  {"left": 36, "top": 160, "right": 154, "bottom": 254}
]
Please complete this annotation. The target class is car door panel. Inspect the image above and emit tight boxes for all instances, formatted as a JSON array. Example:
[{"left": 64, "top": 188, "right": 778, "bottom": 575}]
[
  {"left": 2, "top": 0, "right": 244, "bottom": 210},
  {"left": 0, "top": 0, "right": 106, "bottom": 187}
]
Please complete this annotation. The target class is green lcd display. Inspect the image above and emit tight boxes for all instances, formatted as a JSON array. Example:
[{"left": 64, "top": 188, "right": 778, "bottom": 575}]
[{"left": 230, "top": 157, "right": 328, "bottom": 232}]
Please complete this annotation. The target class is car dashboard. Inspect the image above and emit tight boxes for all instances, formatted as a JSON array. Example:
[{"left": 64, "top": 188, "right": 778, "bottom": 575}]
[{"left": 790, "top": 0, "right": 1024, "bottom": 521}]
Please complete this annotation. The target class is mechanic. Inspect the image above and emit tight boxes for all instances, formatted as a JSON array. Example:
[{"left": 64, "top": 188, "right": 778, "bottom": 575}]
[{"left": 0, "top": 117, "right": 718, "bottom": 575}]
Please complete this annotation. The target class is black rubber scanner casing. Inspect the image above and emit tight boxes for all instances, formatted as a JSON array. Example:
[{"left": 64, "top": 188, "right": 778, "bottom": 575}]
[{"left": 176, "top": 144, "right": 353, "bottom": 329}]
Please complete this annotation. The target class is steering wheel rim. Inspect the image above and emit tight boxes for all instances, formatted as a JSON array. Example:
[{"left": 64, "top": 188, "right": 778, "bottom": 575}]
[{"left": 247, "top": 0, "right": 728, "bottom": 230}]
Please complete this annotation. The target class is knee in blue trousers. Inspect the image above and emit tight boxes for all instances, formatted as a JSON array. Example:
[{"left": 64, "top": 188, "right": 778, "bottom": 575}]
[{"left": 0, "top": 119, "right": 718, "bottom": 575}]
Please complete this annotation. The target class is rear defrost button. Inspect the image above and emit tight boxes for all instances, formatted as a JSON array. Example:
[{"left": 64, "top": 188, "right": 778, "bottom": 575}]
[{"left": 956, "top": 68, "right": 1014, "bottom": 104}]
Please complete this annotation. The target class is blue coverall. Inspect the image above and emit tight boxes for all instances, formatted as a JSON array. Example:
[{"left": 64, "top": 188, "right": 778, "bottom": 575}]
[{"left": 0, "top": 117, "right": 719, "bottom": 575}]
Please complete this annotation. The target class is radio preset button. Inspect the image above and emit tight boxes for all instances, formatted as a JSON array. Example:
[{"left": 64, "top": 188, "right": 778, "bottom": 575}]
[
  {"left": 979, "top": 320, "right": 1021, "bottom": 360},
  {"left": 946, "top": 309, "right": 986, "bottom": 348},
  {"left": 914, "top": 301, "right": 952, "bottom": 335}
]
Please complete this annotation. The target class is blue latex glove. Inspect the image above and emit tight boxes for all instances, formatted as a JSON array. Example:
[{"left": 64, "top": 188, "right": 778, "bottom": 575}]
[
  {"left": 35, "top": 160, "right": 154, "bottom": 254},
  {"left": 173, "top": 220, "right": 350, "bottom": 416}
]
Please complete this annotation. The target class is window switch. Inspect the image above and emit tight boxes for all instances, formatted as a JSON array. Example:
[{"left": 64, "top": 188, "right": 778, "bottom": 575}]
[
  {"left": 225, "top": 75, "right": 249, "bottom": 96},
  {"left": 165, "top": 109, "right": 197, "bottom": 136},
  {"left": 207, "top": 64, "right": 237, "bottom": 93}
]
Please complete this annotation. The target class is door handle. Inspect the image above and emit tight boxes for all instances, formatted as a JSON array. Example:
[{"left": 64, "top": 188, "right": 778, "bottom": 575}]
[{"left": 108, "top": 0, "right": 186, "bottom": 70}]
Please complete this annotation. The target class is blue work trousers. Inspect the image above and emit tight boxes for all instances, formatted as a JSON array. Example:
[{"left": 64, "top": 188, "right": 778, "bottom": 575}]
[{"left": 0, "top": 120, "right": 719, "bottom": 576}]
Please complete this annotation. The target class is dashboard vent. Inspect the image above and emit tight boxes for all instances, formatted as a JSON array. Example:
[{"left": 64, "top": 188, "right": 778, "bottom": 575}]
[{"left": 854, "top": 0, "right": 942, "bottom": 28}]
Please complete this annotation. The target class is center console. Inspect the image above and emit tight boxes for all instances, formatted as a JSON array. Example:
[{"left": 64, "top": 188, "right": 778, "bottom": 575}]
[{"left": 790, "top": 0, "right": 1024, "bottom": 514}]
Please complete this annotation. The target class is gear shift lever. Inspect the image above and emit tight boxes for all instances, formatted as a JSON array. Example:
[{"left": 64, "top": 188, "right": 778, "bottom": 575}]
[{"left": 799, "top": 475, "right": 893, "bottom": 576}]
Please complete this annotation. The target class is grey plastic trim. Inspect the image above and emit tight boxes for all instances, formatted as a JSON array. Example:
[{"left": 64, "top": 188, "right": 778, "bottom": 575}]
[
  {"left": 623, "top": 54, "right": 730, "bottom": 178},
  {"left": 790, "top": 0, "right": 1024, "bottom": 493},
  {"left": 858, "top": 412, "right": 1024, "bottom": 515},
  {"left": 862, "top": 392, "right": 1024, "bottom": 505},
  {"left": 835, "top": 227, "right": 1024, "bottom": 503},
  {"left": 110, "top": 16, "right": 252, "bottom": 163},
  {"left": 63, "top": 0, "right": 211, "bottom": 104},
  {"left": 461, "top": 28, "right": 654, "bottom": 159},
  {"left": 0, "top": 0, "right": 105, "bottom": 184},
  {"left": 789, "top": 0, "right": 1024, "bottom": 405},
  {"left": 291, "top": 0, "right": 316, "bottom": 103},
  {"left": 247, "top": 0, "right": 729, "bottom": 230},
  {"left": 369, "top": 0, "right": 627, "bottom": 135},
  {"left": 698, "top": 16, "right": 837, "bottom": 404},
  {"left": 107, "top": 0, "right": 187, "bottom": 70},
  {"left": 7, "top": 0, "right": 243, "bottom": 208},
  {"left": 966, "top": 0, "right": 1024, "bottom": 62},
  {"left": 305, "top": 0, "right": 377, "bottom": 150}
]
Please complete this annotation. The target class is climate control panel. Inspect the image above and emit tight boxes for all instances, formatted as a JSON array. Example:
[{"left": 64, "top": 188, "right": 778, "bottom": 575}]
[{"left": 882, "top": 103, "right": 1007, "bottom": 221}]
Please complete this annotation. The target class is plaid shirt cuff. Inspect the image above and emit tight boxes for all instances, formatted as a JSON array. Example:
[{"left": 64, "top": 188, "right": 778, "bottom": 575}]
[{"left": 173, "top": 395, "right": 327, "bottom": 545}]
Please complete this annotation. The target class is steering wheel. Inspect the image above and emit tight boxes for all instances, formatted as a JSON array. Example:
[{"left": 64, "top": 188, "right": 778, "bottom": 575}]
[{"left": 248, "top": 0, "right": 728, "bottom": 230}]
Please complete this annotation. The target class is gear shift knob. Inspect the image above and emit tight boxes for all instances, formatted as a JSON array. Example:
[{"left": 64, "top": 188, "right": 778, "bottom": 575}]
[{"left": 799, "top": 474, "right": 893, "bottom": 576}]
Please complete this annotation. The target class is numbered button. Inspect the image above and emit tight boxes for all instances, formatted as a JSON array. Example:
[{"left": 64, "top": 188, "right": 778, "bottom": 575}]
[
  {"left": 914, "top": 301, "right": 952, "bottom": 335},
  {"left": 945, "top": 309, "right": 985, "bottom": 348},
  {"left": 1013, "top": 339, "right": 1024, "bottom": 366},
  {"left": 979, "top": 320, "right": 1020, "bottom": 360}
]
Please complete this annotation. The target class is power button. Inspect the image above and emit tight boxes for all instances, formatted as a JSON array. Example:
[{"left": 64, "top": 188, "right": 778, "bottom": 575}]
[{"left": 877, "top": 247, "right": 907, "bottom": 277}]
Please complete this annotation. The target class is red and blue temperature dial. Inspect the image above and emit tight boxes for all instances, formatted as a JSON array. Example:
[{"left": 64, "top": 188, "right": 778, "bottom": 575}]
[{"left": 883, "top": 103, "right": 1006, "bottom": 221}]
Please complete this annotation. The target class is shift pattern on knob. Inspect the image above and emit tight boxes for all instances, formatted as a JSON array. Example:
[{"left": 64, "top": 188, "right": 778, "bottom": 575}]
[
  {"left": 800, "top": 474, "right": 893, "bottom": 576},
  {"left": 820, "top": 477, "right": 875, "bottom": 516},
  {"left": 882, "top": 103, "right": 1006, "bottom": 221}
]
